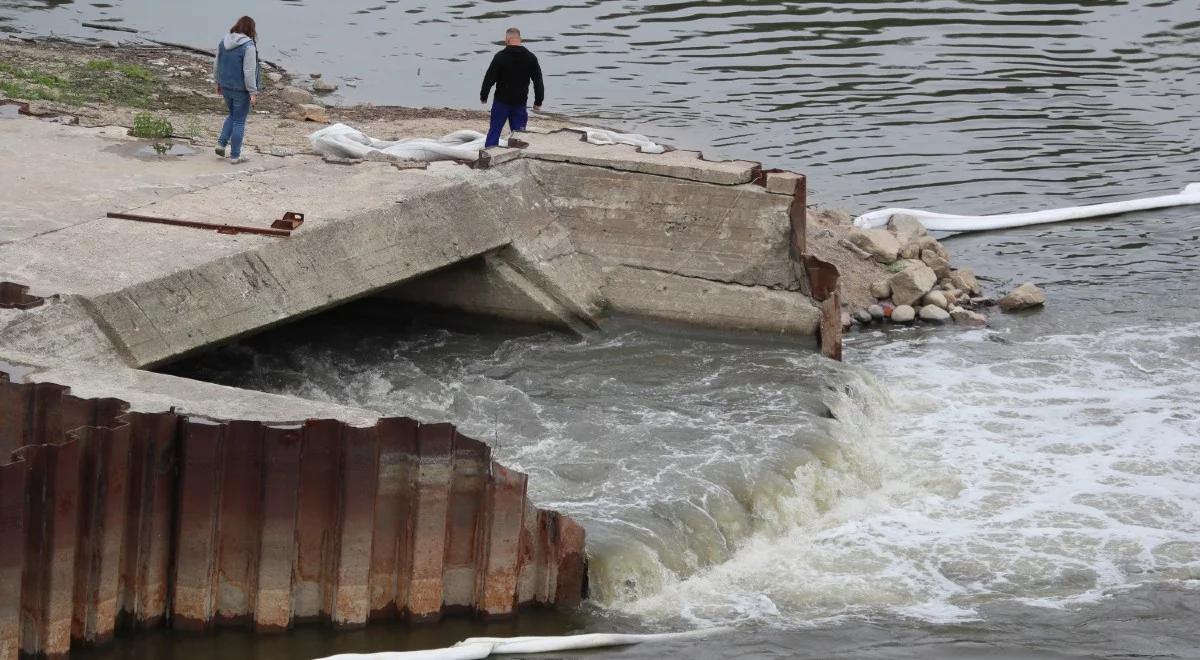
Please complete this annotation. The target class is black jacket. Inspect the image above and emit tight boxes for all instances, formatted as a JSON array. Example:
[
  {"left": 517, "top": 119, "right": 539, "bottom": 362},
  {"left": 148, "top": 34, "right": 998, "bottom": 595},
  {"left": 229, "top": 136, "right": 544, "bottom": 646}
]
[{"left": 480, "top": 45, "right": 544, "bottom": 106}]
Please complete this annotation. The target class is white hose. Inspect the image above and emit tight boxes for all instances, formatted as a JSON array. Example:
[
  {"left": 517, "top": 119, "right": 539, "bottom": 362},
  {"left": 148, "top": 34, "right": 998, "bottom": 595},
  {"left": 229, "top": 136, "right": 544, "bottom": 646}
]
[
  {"left": 853, "top": 183, "right": 1200, "bottom": 232},
  {"left": 313, "top": 629, "right": 729, "bottom": 660}
]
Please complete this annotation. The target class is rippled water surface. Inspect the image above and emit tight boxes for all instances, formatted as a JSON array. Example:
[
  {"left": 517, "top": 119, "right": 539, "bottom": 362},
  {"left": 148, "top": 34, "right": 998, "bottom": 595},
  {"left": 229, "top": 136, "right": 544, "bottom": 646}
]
[{"left": 6, "top": 1, "right": 1200, "bottom": 658}]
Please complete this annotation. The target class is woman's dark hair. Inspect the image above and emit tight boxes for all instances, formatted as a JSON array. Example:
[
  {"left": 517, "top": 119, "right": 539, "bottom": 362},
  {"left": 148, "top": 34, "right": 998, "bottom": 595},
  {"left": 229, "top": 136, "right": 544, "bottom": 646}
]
[{"left": 230, "top": 16, "right": 257, "bottom": 42}]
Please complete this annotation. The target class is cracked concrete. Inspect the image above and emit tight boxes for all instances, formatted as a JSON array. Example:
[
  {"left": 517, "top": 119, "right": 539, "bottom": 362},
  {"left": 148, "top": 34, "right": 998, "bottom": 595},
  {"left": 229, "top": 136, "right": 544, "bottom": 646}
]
[{"left": 2, "top": 113, "right": 822, "bottom": 386}]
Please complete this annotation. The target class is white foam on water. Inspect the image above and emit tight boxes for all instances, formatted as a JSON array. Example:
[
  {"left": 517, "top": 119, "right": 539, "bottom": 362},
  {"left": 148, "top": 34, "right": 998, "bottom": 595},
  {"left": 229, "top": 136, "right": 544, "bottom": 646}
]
[{"left": 617, "top": 322, "right": 1200, "bottom": 628}]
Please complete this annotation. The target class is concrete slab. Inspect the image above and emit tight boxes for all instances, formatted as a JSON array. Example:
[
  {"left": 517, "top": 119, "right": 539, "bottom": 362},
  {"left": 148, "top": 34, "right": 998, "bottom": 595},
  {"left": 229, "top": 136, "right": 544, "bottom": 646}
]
[
  {"left": 0, "top": 120, "right": 516, "bottom": 366},
  {"left": 19, "top": 358, "right": 383, "bottom": 426},
  {"left": 603, "top": 266, "right": 820, "bottom": 336},
  {"left": 765, "top": 170, "right": 804, "bottom": 196},
  {"left": 518, "top": 130, "right": 760, "bottom": 186},
  {"left": 0, "top": 119, "right": 286, "bottom": 246}
]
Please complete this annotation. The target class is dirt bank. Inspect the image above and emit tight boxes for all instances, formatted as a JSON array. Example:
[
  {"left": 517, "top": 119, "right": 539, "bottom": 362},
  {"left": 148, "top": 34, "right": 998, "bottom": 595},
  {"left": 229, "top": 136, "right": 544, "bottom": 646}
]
[{"left": 0, "top": 37, "right": 575, "bottom": 155}]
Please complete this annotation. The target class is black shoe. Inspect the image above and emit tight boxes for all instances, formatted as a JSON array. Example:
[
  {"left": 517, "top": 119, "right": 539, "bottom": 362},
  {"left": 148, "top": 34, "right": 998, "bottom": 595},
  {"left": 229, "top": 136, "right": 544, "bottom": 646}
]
[{"left": 215, "top": 145, "right": 226, "bottom": 157}]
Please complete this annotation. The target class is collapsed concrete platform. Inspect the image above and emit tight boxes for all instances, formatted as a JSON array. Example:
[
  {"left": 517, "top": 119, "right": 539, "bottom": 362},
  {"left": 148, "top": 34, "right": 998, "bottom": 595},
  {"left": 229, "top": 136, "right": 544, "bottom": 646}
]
[
  {"left": 1, "top": 119, "right": 825, "bottom": 372},
  {"left": 0, "top": 114, "right": 839, "bottom": 658}
]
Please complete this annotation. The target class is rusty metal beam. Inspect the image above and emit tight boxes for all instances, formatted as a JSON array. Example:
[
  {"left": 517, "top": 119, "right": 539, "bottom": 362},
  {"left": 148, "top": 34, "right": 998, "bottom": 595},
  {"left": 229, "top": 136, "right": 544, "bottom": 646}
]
[{"left": 106, "top": 212, "right": 294, "bottom": 238}]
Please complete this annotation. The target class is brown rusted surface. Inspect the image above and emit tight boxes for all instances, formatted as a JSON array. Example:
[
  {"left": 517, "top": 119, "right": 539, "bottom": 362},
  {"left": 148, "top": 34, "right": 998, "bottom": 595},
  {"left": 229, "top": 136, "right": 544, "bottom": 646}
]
[
  {"left": 0, "top": 372, "right": 585, "bottom": 660},
  {"left": 771, "top": 168, "right": 842, "bottom": 362},
  {"left": 803, "top": 255, "right": 841, "bottom": 303},
  {"left": 801, "top": 255, "right": 844, "bottom": 361},
  {"left": 0, "top": 282, "right": 45, "bottom": 311},
  {"left": 819, "top": 293, "right": 844, "bottom": 361},
  {"left": 788, "top": 173, "right": 808, "bottom": 261}
]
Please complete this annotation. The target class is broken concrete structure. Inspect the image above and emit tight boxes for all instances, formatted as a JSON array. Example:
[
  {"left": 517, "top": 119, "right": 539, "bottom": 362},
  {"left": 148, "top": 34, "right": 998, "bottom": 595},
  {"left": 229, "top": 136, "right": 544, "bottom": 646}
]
[
  {"left": 0, "top": 121, "right": 829, "bottom": 371},
  {"left": 0, "top": 115, "right": 838, "bottom": 658}
]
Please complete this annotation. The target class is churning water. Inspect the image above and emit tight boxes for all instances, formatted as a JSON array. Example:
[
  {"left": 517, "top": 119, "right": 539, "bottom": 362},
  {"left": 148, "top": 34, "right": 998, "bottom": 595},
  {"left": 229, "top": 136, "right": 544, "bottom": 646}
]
[{"left": 7, "top": 0, "right": 1199, "bottom": 657}]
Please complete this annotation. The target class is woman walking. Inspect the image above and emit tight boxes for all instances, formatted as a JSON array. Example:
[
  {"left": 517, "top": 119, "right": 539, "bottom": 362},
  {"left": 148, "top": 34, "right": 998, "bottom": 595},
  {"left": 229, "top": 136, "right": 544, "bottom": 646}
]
[{"left": 213, "top": 16, "right": 261, "bottom": 163}]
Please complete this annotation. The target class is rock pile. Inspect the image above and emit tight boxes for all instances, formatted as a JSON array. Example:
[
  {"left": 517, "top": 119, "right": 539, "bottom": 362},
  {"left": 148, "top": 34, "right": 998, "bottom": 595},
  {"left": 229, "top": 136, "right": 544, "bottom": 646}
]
[{"left": 844, "top": 213, "right": 994, "bottom": 330}]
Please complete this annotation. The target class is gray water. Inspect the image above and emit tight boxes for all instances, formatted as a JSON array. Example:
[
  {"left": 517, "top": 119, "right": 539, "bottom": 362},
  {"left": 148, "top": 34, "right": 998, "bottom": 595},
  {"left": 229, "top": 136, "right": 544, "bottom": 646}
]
[{"left": 6, "top": 1, "right": 1200, "bottom": 658}]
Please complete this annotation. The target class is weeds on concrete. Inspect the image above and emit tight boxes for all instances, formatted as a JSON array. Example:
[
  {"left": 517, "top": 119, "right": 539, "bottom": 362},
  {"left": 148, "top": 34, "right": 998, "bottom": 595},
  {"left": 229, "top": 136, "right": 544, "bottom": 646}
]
[
  {"left": 0, "top": 58, "right": 158, "bottom": 107},
  {"left": 131, "top": 112, "right": 173, "bottom": 139},
  {"left": 184, "top": 113, "right": 203, "bottom": 142}
]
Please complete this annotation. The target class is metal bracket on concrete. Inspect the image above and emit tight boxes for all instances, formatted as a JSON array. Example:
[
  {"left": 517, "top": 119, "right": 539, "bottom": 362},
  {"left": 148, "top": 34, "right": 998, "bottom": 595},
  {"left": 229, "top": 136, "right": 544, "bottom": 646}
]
[
  {"left": 106, "top": 211, "right": 297, "bottom": 237},
  {"left": 271, "top": 211, "right": 305, "bottom": 231},
  {"left": 0, "top": 282, "right": 44, "bottom": 310}
]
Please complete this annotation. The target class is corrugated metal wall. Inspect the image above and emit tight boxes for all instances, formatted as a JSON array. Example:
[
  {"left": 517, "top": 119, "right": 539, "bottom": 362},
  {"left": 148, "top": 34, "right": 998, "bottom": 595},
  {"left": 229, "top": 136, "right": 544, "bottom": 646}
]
[{"left": 0, "top": 371, "right": 585, "bottom": 659}]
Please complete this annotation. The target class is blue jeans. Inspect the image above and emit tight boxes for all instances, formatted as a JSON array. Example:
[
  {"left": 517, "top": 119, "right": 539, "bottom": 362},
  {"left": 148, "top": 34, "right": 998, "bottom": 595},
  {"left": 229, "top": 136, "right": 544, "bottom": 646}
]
[
  {"left": 218, "top": 90, "right": 251, "bottom": 158},
  {"left": 485, "top": 101, "right": 528, "bottom": 148}
]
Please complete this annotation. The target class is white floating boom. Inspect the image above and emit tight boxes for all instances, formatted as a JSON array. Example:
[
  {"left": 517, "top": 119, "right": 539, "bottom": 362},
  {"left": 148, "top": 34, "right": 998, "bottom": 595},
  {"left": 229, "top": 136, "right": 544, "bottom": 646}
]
[
  {"left": 853, "top": 183, "right": 1200, "bottom": 232},
  {"left": 313, "top": 629, "right": 728, "bottom": 660}
]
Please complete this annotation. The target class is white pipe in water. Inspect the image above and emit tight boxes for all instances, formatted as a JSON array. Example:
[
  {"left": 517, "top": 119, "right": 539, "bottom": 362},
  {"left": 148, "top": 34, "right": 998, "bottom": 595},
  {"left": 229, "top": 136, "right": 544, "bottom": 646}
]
[{"left": 853, "top": 183, "right": 1200, "bottom": 232}]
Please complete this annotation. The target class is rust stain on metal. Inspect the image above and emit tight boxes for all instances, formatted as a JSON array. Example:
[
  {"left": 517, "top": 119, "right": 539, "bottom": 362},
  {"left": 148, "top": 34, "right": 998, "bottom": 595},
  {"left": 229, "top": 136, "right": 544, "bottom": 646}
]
[
  {"left": 788, "top": 173, "right": 808, "bottom": 261},
  {"left": 767, "top": 168, "right": 842, "bottom": 361},
  {"left": 801, "top": 255, "right": 843, "bottom": 361},
  {"left": 106, "top": 212, "right": 294, "bottom": 238},
  {"left": 0, "top": 372, "right": 585, "bottom": 659}
]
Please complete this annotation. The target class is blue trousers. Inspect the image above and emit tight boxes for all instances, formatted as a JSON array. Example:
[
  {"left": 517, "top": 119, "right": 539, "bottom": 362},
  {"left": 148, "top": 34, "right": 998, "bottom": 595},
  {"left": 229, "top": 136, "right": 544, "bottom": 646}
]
[
  {"left": 218, "top": 90, "right": 252, "bottom": 158},
  {"left": 485, "top": 101, "right": 528, "bottom": 148}
]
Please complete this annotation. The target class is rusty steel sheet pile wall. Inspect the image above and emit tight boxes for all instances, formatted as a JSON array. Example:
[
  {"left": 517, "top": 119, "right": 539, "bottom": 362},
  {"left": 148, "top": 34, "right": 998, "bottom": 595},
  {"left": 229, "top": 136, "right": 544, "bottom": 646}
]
[{"left": 0, "top": 371, "right": 586, "bottom": 660}]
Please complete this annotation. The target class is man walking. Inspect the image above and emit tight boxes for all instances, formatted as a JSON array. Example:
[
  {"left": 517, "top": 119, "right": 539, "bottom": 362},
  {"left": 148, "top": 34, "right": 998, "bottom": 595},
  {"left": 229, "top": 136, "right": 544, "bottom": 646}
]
[{"left": 480, "top": 27, "right": 545, "bottom": 148}]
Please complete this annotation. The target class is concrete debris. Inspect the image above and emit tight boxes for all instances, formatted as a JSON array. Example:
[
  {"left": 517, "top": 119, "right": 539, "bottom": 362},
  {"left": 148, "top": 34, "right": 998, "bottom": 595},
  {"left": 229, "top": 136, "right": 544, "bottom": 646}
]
[
  {"left": 888, "top": 260, "right": 938, "bottom": 307},
  {"left": 279, "top": 85, "right": 314, "bottom": 105},
  {"left": 919, "top": 304, "right": 951, "bottom": 322},
  {"left": 999, "top": 282, "right": 1047, "bottom": 311},
  {"left": 891, "top": 304, "right": 916, "bottom": 323},
  {"left": 848, "top": 228, "right": 900, "bottom": 264}
]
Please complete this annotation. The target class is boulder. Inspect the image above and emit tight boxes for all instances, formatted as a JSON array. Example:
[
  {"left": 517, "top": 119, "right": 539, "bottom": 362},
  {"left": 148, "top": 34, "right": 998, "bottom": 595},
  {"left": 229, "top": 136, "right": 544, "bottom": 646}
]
[
  {"left": 949, "top": 306, "right": 988, "bottom": 326},
  {"left": 313, "top": 78, "right": 339, "bottom": 93},
  {"left": 870, "top": 279, "right": 892, "bottom": 300},
  {"left": 266, "top": 71, "right": 283, "bottom": 83},
  {"left": 923, "top": 290, "right": 949, "bottom": 310},
  {"left": 854, "top": 310, "right": 873, "bottom": 324},
  {"left": 868, "top": 304, "right": 885, "bottom": 321},
  {"left": 888, "top": 260, "right": 938, "bottom": 307},
  {"left": 999, "top": 282, "right": 1046, "bottom": 312},
  {"left": 295, "top": 103, "right": 329, "bottom": 122},
  {"left": 280, "top": 86, "right": 313, "bottom": 104},
  {"left": 848, "top": 228, "right": 900, "bottom": 264},
  {"left": 921, "top": 248, "right": 952, "bottom": 279},
  {"left": 887, "top": 214, "right": 928, "bottom": 244},
  {"left": 949, "top": 268, "right": 982, "bottom": 296},
  {"left": 891, "top": 305, "right": 916, "bottom": 323},
  {"left": 841, "top": 311, "right": 853, "bottom": 329},
  {"left": 898, "top": 242, "right": 921, "bottom": 260},
  {"left": 919, "top": 305, "right": 950, "bottom": 323},
  {"left": 917, "top": 235, "right": 949, "bottom": 260}
]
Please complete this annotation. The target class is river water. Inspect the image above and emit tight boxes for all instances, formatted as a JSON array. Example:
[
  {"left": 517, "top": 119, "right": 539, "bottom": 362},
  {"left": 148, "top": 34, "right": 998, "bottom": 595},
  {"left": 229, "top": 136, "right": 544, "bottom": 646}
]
[{"left": 6, "top": 1, "right": 1200, "bottom": 658}]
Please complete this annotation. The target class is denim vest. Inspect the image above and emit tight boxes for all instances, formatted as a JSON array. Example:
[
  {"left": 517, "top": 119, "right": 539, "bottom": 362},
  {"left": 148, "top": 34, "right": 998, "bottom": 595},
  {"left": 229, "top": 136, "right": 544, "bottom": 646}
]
[{"left": 217, "top": 40, "right": 259, "bottom": 92}]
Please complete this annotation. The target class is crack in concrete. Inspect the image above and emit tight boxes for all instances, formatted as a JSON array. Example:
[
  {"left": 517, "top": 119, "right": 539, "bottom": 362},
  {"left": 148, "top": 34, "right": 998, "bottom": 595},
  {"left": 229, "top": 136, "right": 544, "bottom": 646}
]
[{"left": 616, "top": 262, "right": 789, "bottom": 291}]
